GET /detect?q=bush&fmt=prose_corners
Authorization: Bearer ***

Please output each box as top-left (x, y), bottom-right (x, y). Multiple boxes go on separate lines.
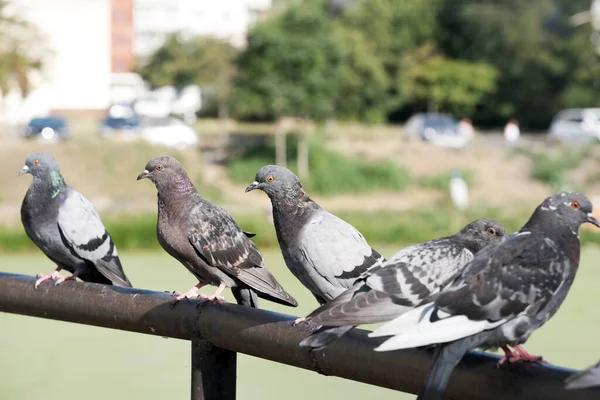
top-left (227, 135), bottom-right (410, 196)
top-left (527, 146), bottom-right (594, 190)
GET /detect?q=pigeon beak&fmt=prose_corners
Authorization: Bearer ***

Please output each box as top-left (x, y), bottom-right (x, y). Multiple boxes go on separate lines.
top-left (586, 213), bottom-right (600, 228)
top-left (137, 170), bottom-right (149, 181)
top-left (245, 181), bottom-right (260, 193)
top-left (18, 165), bottom-right (29, 176)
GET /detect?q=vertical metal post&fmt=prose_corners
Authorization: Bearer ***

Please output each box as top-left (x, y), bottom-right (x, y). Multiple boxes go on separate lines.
top-left (191, 339), bottom-right (237, 400)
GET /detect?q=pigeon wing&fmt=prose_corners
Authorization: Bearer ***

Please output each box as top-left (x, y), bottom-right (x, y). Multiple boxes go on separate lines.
top-left (57, 189), bottom-right (131, 286)
top-left (371, 232), bottom-right (569, 350)
top-left (188, 201), bottom-right (296, 306)
top-left (298, 211), bottom-right (384, 291)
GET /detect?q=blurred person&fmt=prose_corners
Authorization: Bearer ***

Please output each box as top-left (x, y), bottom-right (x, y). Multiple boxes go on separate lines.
top-left (504, 119), bottom-right (520, 147)
top-left (450, 170), bottom-right (469, 210)
top-left (458, 117), bottom-right (475, 139)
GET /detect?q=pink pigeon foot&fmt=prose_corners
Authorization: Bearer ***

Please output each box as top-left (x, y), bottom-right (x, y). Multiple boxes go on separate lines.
top-left (293, 317), bottom-right (310, 326)
top-left (206, 284), bottom-right (226, 302)
top-left (499, 345), bottom-right (546, 365)
top-left (34, 269), bottom-right (62, 289)
top-left (170, 283), bottom-right (207, 306)
top-left (53, 274), bottom-right (78, 286)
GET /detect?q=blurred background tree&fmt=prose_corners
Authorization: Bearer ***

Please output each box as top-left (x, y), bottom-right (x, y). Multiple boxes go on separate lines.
top-left (136, 34), bottom-right (236, 140)
top-left (232, 0), bottom-right (344, 177)
top-left (136, 0), bottom-right (600, 130)
top-left (0, 0), bottom-right (46, 136)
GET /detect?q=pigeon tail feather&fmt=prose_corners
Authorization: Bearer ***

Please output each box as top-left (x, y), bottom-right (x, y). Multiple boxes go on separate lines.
top-left (417, 332), bottom-right (490, 400)
top-left (232, 286), bottom-right (259, 308)
top-left (299, 325), bottom-right (354, 350)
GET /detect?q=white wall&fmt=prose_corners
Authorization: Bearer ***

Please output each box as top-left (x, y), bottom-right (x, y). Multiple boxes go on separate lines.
top-left (3, 0), bottom-right (111, 123)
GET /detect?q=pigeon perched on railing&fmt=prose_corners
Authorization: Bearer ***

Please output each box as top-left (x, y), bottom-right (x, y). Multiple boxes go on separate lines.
top-left (299, 218), bottom-right (504, 349)
top-left (246, 165), bottom-right (384, 323)
top-left (138, 156), bottom-right (297, 308)
top-left (565, 360), bottom-right (600, 390)
top-left (369, 192), bottom-right (600, 400)
top-left (19, 152), bottom-right (132, 288)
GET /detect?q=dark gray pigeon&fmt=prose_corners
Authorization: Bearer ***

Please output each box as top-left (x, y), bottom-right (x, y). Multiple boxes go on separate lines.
top-left (299, 218), bottom-right (505, 349)
top-left (137, 156), bottom-right (297, 308)
top-left (19, 152), bottom-right (132, 288)
top-left (369, 192), bottom-right (600, 400)
top-left (246, 165), bottom-right (384, 322)
top-left (565, 360), bottom-right (600, 390)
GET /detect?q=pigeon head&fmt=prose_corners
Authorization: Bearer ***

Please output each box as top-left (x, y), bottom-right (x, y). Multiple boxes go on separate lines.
top-left (528, 192), bottom-right (600, 231)
top-left (137, 156), bottom-right (195, 194)
top-left (245, 165), bottom-right (303, 198)
top-left (456, 218), bottom-right (505, 253)
top-left (19, 152), bottom-right (64, 183)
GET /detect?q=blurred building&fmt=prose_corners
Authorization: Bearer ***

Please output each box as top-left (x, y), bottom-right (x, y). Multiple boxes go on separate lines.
top-left (1, 0), bottom-right (270, 125)
top-left (133, 0), bottom-right (272, 57)
top-left (3, 0), bottom-right (112, 123)
top-left (112, 0), bottom-right (135, 73)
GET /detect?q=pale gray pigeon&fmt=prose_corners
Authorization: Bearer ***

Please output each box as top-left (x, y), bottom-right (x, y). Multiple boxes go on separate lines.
top-left (19, 152), bottom-right (132, 288)
top-left (369, 192), bottom-right (600, 400)
top-left (565, 360), bottom-right (600, 390)
top-left (300, 218), bottom-right (505, 349)
top-left (246, 165), bottom-right (385, 323)
top-left (137, 156), bottom-right (297, 308)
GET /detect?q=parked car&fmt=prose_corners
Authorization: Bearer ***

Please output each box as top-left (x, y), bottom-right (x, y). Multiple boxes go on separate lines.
top-left (548, 108), bottom-right (600, 144)
top-left (404, 112), bottom-right (459, 142)
top-left (140, 117), bottom-right (199, 149)
top-left (23, 116), bottom-right (69, 142)
top-left (100, 115), bottom-right (140, 137)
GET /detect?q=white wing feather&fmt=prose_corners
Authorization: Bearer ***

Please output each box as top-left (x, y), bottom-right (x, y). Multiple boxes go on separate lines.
top-left (370, 303), bottom-right (505, 351)
top-left (57, 190), bottom-right (112, 261)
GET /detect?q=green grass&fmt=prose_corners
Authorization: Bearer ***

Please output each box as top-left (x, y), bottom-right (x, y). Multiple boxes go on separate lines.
top-left (3, 205), bottom-right (600, 254)
top-left (418, 169), bottom-right (475, 191)
top-left (227, 136), bottom-right (410, 196)
top-left (1, 247), bottom-right (600, 400)
top-left (516, 145), bottom-right (596, 191)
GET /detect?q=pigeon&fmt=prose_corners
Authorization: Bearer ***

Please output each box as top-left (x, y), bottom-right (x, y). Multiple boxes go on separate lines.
top-left (19, 152), bottom-right (132, 288)
top-left (369, 192), bottom-right (600, 400)
top-left (299, 218), bottom-right (505, 349)
top-left (245, 165), bottom-right (384, 322)
top-left (565, 360), bottom-right (600, 390)
top-left (137, 156), bottom-right (297, 308)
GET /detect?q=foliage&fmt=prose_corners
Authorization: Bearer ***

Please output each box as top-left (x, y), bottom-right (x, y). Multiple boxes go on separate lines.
top-left (523, 146), bottom-right (593, 190)
top-left (227, 135), bottom-right (410, 195)
top-left (133, 0), bottom-right (600, 128)
top-left (232, 0), bottom-right (344, 122)
top-left (4, 204), bottom-right (600, 253)
top-left (401, 43), bottom-right (498, 116)
top-left (436, 0), bottom-right (600, 128)
top-left (136, 34), bottom-right (236, 107)
top-left (0, 1), bottom-right (46, 97)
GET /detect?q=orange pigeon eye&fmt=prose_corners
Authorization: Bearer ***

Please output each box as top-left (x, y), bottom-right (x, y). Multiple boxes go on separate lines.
top-left (33, 160), bottom-right (40, 166)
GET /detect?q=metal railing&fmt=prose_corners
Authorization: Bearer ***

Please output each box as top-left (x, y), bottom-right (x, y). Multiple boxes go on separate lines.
top-left (0, 272), bottom-right (595, 400)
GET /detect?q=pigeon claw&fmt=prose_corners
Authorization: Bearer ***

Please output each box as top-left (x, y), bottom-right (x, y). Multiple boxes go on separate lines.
top-left (498, 345), bottom-right (546, 366)
top-left (293, 317), bottom-right (310, 326)
top-left (53, 275), bottom-right (76, 286)
top-left (34, 270), bottom-right (62, 289)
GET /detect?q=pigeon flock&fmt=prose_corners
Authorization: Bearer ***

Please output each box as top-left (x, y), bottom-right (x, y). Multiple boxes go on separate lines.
top-left (16, 152), bottom-right (600, 399)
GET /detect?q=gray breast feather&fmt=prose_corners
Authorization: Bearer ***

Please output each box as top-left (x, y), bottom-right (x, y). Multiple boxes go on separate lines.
top-left (298, 211), bottom-right (375, 282)
top-left (57, 189), bottom-right (115, 261)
